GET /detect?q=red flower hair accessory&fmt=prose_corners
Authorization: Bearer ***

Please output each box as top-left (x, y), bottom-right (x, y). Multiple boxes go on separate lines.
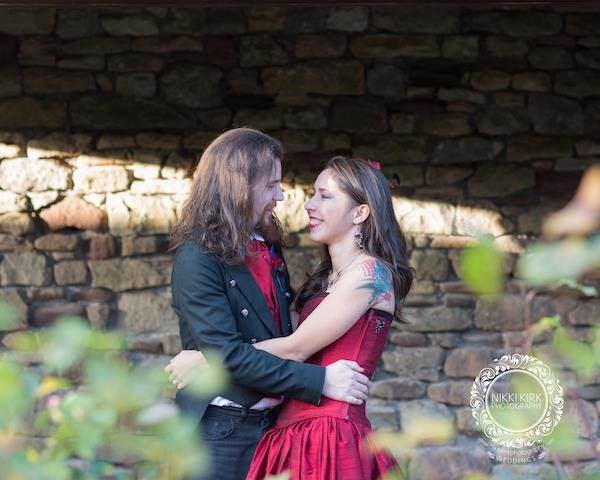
top-left (366, 159), bottom-right (381, 171)
top-left (360, 158), bottom-right (399, 189)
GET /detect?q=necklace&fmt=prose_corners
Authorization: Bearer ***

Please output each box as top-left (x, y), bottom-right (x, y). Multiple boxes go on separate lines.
top-left (325, 251), bottom-right (362, 290)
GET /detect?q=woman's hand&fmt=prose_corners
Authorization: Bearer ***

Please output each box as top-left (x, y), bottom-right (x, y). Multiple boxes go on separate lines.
top-left (165, 350), bottom-right (208, 389)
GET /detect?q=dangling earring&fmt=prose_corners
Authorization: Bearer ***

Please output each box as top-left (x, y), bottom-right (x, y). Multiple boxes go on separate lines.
top-left (354, 229), bottom-right (364, 250)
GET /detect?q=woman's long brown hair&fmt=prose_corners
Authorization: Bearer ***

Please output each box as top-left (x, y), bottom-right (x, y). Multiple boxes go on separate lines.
top-left (170, 128), bottom-right (283, 264)
top-left (295, 156), bottom-right (413, 319)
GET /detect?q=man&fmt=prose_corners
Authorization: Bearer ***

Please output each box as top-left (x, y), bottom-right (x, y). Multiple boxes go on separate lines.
top-left (167, 128), bottom-right (371, 480)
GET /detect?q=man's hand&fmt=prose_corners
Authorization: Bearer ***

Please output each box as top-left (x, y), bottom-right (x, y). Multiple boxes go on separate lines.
top-left (322, 360), bottom-right (372, 405)
top-left (165, 350), bottom-right (208, 389)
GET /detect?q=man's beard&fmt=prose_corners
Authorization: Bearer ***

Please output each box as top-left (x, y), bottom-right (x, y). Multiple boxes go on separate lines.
top-left (256, 212), bottom-right (283, 246)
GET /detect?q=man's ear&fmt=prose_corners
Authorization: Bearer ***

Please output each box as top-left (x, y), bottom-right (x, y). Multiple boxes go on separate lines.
top-left (353, 204), bottom-right (370, 225)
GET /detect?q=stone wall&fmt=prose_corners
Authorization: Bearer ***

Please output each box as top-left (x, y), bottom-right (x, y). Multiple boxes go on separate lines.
top-left (0, 6), bottom-right (598, 479)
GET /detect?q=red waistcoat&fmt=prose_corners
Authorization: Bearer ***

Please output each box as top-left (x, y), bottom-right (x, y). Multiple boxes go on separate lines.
top-left (244, 240), bottom-right (281, 333)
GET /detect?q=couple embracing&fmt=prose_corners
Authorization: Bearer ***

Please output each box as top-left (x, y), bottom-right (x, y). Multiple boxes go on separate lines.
top-left (165, 128), bottom-right (413, 480)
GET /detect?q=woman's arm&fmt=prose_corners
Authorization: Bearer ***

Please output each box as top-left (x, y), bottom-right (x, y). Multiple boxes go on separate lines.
top-left (253, 258), bottom-right (394, 361)
top-left (166, 257), bottom-right (392, 387)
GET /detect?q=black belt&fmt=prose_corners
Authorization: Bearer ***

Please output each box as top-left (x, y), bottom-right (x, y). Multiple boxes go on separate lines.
top-left (205, 404), bottom-right (280, 422)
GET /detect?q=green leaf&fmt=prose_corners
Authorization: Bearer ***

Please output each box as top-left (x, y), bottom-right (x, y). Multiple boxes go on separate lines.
top-left (41, 317), bottom-right (91, 372)
top-left (531, 315), bottom-right (562, 338)
top-left (547, 418), bottom-right (585, 456)
top-left (36, 376), bottom-right (71, 398)
top-left (0, 360), bottom-right (34, 427)
top-left (1, 453), bottom-right (71, 480)
top-left (87, 329), bottom-right (127, 352)
top-left (3, 331), bottom-right (42, 351)
top-left (552, 327), bottom-right (597, 380)
top-left (459, 235), bottom-right (504, 296)
top-left (0, 302), bottom-right (19, 330)
top-left (85, 356), bottom-right (159, 412)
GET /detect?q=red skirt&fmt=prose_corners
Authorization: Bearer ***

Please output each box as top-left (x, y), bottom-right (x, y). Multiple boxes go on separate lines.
top-left (246, 416), bottom-right (399, 480)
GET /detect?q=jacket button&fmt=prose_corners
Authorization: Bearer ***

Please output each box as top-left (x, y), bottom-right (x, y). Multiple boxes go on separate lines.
top-left (251, 337), bottom-right (258, 344)
top-left (285, 291), bottom-right (291, 299)
top-left (241, 308), bottom-right (249, 317)
top-left (229, 279), bottom-right (236, 287)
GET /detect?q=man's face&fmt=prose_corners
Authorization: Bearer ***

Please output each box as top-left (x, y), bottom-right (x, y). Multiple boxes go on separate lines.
top-left (251, 160), bottom-right (284, 229)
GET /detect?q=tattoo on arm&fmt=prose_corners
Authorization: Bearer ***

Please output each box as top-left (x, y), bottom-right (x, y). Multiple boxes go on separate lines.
top-left (358, 260), bottom-right (393, 305)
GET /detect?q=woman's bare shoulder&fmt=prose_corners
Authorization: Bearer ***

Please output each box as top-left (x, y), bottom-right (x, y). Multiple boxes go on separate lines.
top-left (346, 256), bottom-right (394, 312)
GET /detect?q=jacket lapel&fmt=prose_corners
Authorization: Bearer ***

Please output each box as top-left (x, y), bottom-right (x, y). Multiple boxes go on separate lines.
top-left (226, 263), bottom-right (280, 337)
top-left (274, 245), bottom-right (294, 336)
top-left (273, 268), bottom-right (292, 336)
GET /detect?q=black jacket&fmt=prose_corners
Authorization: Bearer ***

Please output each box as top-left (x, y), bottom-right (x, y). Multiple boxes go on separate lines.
top-left (171, 241), bottom-right (325, 426)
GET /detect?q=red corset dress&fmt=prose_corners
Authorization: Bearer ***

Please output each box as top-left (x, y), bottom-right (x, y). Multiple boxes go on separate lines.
top-left (246, 294), bottom-right (399, 480)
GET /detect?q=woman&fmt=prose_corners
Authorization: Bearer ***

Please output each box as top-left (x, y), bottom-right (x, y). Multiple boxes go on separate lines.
top-left (170, 156), bottom-right (413, 479)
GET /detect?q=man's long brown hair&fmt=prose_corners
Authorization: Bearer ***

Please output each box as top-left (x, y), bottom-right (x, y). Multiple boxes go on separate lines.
top-left (295, 156), bottom-right (413, 319)
top-left (170, 128), bottom-right (283, 264)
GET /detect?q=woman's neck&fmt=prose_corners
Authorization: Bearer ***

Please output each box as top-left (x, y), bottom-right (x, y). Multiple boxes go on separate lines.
top-left (328, 236), bottom-right (362, 274)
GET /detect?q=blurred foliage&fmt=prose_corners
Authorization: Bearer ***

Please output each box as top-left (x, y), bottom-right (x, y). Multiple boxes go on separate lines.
top-left (370, 416), bottom-right (453, 479)
top-left (517, 235), bottom-right (600, 287)
top-left (370, 417), bottom-right (455, 454)
top-left (0, 314), bottom-right (228, 479)
top-left (2, 201), bottom-right (599, 479)
top-left (553, 279), bottom-right (598, 299)
top-left (265, 473), bottom-right (291, 480)
top-left (381, 462), bottom-right (412, 480)
top-left (370, 221), bottom-right (600, 478)
top-left (0, 301), bottom-right (19, 331)
top-left (459, 235), bottom-right (505, 297)
top-left (453, 230), bottom-right (600, 480)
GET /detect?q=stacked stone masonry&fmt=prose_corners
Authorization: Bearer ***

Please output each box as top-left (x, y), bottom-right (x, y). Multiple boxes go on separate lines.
top-left (0, 6), bottom-right (598, 479)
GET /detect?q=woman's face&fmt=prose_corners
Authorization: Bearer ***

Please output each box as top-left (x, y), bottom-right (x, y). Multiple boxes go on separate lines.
top-left (305, 168), bottom-right (357, 245)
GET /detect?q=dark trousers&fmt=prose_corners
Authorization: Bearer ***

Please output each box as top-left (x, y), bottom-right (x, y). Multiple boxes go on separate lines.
top-left (189, 405), bottom-right (279, 480)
